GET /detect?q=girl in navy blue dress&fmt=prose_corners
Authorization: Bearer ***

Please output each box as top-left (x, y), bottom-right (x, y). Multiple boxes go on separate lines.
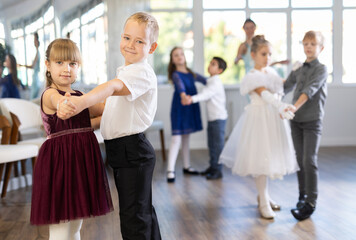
top-left (167, 46), bottom-right (206, 182)
top-left (0, 54), bottom-right (21, 98)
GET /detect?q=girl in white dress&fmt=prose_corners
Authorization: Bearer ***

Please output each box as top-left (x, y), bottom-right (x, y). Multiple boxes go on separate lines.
top-left (220, 35), bottom-right (299, 219)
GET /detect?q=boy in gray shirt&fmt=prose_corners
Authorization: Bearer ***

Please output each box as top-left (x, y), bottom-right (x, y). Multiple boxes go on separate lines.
top-left (284, 31), bottom-right (328, 221)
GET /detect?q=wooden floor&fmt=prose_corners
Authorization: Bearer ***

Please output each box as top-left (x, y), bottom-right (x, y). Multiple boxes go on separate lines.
top-left (1, 147), bottom-right (356, 240)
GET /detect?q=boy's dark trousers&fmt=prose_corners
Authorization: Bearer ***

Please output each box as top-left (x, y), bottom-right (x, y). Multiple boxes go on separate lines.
top-left (207, 119), bottom-right (226, 171)
top-left (105, 133), bottom-right (161, 240)
top-left (290, 119), bottom-right (322, 206)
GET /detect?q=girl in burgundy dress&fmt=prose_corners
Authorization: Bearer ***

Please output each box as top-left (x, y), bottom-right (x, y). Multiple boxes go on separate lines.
top-left (30, 38), bottom-right (113, 240)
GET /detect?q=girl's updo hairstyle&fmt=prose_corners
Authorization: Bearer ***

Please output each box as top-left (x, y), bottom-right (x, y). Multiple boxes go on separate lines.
top-left (251, 35), bottom-right (270, 53)
top-left (45, 38), bottom-right (82, 87)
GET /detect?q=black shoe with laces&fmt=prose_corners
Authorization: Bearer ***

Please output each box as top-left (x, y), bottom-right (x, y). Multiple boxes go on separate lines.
top-left (291, 202), bottom-right (315, 221)
top-left (200, 167), bottom-right (213, 176)
top-left (206, 170), bottom-right (223, 180)
top-left (183, 167), bottom-right (199, 175)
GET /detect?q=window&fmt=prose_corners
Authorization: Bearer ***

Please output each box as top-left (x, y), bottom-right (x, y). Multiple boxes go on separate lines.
top-left (11, 4), bottom-right (55, 91)
top-left (151, 0), bottom-right (193, 9)
top-left (62, 3), bottom-right (107, 85)
top-left (343, 9), bottom-right (356, 83)
top-left (0, 22), bottom-right (5, 45)
top-left (291, 10), bottom-right (333, 82)
top-left (151, 12), bottom-right (193, 83)
top-left (249, 0), bottom-right (288, 8)
top-left (251, 12), bottom-right (288, 78)
top-left (150, 0), bottom-right (341, 85)
top-left (203, 11), bottom-right (246, 83)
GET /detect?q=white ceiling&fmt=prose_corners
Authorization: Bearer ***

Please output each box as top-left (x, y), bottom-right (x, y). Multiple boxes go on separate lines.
top-left (0, 0), bottom-right (25, 9)
top-left (0, 0), bottom-right (88, 22)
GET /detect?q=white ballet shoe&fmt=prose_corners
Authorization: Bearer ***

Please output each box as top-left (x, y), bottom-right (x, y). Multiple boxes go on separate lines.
top-left (258, 197), bottom-right (276, 219)
top-left (257, 195), bottom-right (281, 211)
top-left (259, 203), bottom-right (276, 219)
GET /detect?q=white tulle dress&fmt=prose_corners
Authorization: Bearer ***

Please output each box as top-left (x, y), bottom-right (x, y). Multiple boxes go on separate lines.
top-left (219, 67), bottom-right (299, 179)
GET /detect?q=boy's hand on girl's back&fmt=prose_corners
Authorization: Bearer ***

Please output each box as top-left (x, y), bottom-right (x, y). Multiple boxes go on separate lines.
top-left (57, 92), bottom-right (77, 120)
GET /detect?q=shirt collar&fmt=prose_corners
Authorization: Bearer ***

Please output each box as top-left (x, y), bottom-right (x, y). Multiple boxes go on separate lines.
top-left (303, 58), bottom-right (319, 68)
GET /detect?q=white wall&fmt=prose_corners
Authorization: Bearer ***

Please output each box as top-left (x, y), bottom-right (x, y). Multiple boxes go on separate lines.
top-left (145, 84), bottom-right (356, 150)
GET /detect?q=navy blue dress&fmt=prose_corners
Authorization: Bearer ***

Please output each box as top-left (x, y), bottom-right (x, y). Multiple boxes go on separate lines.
top-left (170, 71), bottom-right (206, 135)
top-left (0, 74), bottom-right (20, 98)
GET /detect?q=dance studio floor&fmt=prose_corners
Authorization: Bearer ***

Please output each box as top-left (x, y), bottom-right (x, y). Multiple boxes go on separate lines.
top-left (1, 147), bottom-right (355, 240)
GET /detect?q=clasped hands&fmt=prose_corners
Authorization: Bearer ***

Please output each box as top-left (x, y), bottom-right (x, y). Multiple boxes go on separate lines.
top-left (279, 104), bottom-right (296, 120)
top-left (56, 92), bottom-right (78, 120)
top-left (181, 94), bottom-right (193, 106)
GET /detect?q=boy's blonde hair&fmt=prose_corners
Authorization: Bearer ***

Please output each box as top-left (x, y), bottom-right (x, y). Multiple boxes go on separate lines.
top-left (303, 31), bottom-right (325, 47)
top-left (45, 38), bottom-right (82, 87)
top-left (125, 12), bottom-right (159, 43)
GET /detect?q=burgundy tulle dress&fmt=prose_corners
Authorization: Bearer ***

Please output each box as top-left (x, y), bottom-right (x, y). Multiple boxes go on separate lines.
top-left (30, 89), bottom-right (113, 225)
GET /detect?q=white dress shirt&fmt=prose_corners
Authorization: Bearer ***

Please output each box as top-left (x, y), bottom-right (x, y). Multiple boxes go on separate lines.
top-left (101, 60), bottom-right (157, 140)
top-left (191, 75), bottom-right (228, 121)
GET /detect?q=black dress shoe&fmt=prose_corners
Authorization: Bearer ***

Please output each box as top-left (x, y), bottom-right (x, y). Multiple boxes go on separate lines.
top-left (291, 202), bottom-right (315, 221)
top-left (200, 167), bottom-right (213, 176)
top-left (183, 167), bottom-right (199, 175)
top-left (206, 171), bottom-right (223, 180)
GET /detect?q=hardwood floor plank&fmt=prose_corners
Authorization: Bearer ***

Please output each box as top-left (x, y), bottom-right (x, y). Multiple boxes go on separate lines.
top-left (1, 147), bottom-right (356, 239)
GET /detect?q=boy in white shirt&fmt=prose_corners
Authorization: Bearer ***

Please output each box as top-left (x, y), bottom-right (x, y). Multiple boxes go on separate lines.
top-left (184, 57), bottom-right (228, 179)
top-left (57, 12), bottom-right (161, 240)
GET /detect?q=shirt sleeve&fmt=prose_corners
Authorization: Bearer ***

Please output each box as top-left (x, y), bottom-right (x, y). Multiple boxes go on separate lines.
top-left (195, 73), bottom-right (207, 85)
top-left (284, 70), bottom-right (297, 94)
top-left (172, 72), bottom-right (186, 94)
top-left (301, 64), bottom-right (328, 99)
top-left (118, 64), bottom-right (155, 101)
top-left (191, 79), bottom-right (215, 103)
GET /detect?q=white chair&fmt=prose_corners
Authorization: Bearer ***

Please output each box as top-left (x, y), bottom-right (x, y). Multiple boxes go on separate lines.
top-left (0, 99), bottom-right (45, 180)
top-left (0, 115), bottom-right (38, 198)
top-left (0, 98), bottom-right (45, 140)
top-left (144, 120), bottom-right (166, 161)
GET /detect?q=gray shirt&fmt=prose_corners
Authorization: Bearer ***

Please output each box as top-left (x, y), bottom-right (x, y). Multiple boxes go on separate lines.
top-left (284, 58), bottom-right (328, 122)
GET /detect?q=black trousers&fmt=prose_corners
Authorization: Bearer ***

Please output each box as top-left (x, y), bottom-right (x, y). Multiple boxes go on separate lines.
top-left (105, 133), bottom-right (161, 240)
top-left (291, 120), bottom-right (322, 206)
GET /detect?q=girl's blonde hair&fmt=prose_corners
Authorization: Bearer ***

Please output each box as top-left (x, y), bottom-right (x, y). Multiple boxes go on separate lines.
top-left (251, 35), bottom-right (270, 53)
top-left (45, 38), bottom-right (82, 87)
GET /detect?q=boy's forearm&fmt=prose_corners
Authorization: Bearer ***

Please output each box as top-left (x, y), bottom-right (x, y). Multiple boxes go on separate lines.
top-left (294, 93), bottom-right (308, 111)
top-left (81, 79), bottom-right (124, 109)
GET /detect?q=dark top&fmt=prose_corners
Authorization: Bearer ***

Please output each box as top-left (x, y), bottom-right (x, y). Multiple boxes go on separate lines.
top-left (284, 58), bottom-right (328, 122)
top-left (0, 74), bottom-right (20, 98)
top-left (170, 71), bottom-right (206, 135)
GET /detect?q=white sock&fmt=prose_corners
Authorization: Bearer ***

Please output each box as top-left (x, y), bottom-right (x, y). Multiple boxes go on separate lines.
top-left (69, 219), bottom-right (83, 240)
top-left (49, 222), bottom-right (70, 240)
top-left (49, 219), bottom-right (83, 240)
top-left (255, 175), bottom-right (270, 207)
top-left (167, 135), bottom-right (181, 172)
top-left (181, 134), bottom-right (191, 169)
